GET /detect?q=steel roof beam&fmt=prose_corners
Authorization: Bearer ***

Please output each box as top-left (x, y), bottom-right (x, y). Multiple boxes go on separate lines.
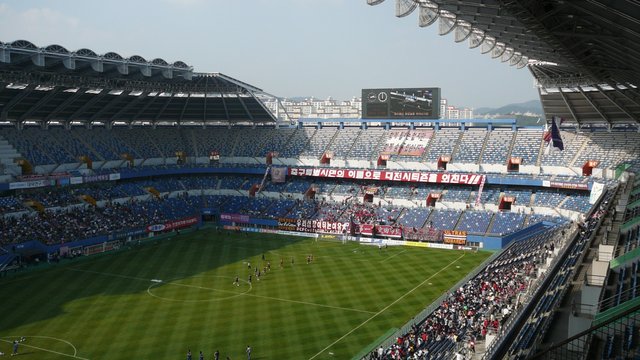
top-left (595, 85), bottom-right (640, 124)
top-left (0, 84), bottom-right (35, 121)
top-left (89, 90), bottom-right (131, 123)
top-left (578, 86), bottom-right (611, 125)
top-left (221, 94), bottom-right (230, 120)
top-left (131, 95), bottom-right (161, 123)
top-left (43, 89), bottom-right (86, 123)
top-left (153, 96), bottom-right (174, 122)
top-left (237, 96), bottom-right (254, 121)
top-left (17, 87), bottom-right (61, 122)
top-left (558, 87), bottom-right (580, 124)
top-left (109, 92), bottom-right (148, 123)
top-left (67, 89), bottom-right (107, 122)
top-left (178, 94), bottom-right (190, 125)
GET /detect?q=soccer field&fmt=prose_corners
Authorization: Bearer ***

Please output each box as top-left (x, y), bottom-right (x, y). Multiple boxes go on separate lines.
top-left (0, 230), bottom-right (490, 359)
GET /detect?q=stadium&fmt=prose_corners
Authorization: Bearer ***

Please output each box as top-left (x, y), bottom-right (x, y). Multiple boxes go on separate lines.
top-left (0, 1), bottom-right (639, 359)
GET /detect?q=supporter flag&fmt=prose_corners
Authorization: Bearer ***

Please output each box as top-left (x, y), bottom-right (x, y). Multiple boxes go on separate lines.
top-left (270, 167), bottom-right (287, 183)
top-left (544, 116), bottom-right (564, 155)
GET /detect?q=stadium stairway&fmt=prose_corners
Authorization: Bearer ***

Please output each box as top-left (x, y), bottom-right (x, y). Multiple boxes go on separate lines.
top-left (535, 138), bottom-right (546, 167)
top-left (505, 131), bottom-right (518, 160)
top-left (486, 213), bottom-right (498, 234)
top-left (530, 302), bottom-right (640, 359)
top-left (476, 131), bottom-right (490, 164)
top-left (0, 135), bottom-right (22, 180)
top-left (189, 130), bottom-right (199, 157)
top-left (72, 132), bottom-right (106, 162)
top-left (539, 184), bottom-right (628, 350)
top-left (450, 131), bottom-right (466, 162)
top-left (569, 137), bottom-right (591, 168)
top-left (338, 129), bottom-right (358, 160)
top-left (323, 129), bottom-right (341, 160)
top-left (556, 196), bottom-right (570, 211)
top-left (368, 130), bottom-right (389, 163)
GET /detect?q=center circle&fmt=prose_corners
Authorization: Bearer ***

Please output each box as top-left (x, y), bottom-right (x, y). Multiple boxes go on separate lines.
top-left (147, 275), bottom-right (252, 303)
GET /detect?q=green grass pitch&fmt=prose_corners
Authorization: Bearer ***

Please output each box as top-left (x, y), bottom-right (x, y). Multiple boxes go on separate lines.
top-left (0, 230), bottom-right (490, 359)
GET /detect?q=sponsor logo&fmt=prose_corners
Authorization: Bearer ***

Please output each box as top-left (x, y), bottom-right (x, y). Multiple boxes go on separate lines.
top-left (147, 224), bottom-right (166, 232)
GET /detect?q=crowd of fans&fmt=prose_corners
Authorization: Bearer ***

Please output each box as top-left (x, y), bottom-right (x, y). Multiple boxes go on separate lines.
top-left (370, 231), bottom-right (557, 359)
top-left (0, 197), bottom-right (199, 246)
top-left (0, 175), bottom-right (574, 247)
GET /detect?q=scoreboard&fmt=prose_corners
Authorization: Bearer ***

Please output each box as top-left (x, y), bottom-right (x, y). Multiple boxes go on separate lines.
top-left (362, 87), bottom-right (441, 119)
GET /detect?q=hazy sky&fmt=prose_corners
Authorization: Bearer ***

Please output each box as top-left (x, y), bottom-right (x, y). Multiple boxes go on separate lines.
top-left (0, 0), bottom-right (539, 109)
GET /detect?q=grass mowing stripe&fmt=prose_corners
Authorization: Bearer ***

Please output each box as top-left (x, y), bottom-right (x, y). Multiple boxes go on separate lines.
top-left (1, 232), bottom-right (489, 359)
top-left (67, 267), bottom-right (152, 281)
top-left (307, 252), bottom-right (466, 360)
top-left (67, 266), bottom-right (376, 314)
top-left (380, 249), bottom-right (406, 263)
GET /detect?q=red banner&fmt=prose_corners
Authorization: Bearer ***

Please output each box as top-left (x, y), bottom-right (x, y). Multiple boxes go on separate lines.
top-left (146, 216), bottom-right (199, 233)
top-left (289, 168), bottom-right (484, 185)
top-left (296, 219), bottom-right (350, 234)
top-left (359, 224), bottom-right (374, 236)
top-left (376, 225), bottom-right (402, 238)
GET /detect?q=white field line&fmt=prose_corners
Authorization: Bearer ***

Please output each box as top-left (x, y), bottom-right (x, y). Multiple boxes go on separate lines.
top-left (67, 267), bottom-right (375, 314)
top-left (0, 338), bottom-right (88, 360)
top-left (308, 253), bottom-right (466, 360)
top-left (381, 249), bottom-right (406, 263)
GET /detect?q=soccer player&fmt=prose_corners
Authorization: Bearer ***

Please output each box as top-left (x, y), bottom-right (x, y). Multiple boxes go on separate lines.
top-left (247, 261), bottom-right (251, 269)
top-left (233, 276), bottom-right (240, 287)
top-left (11, 340), bottom-right (18, 356)
top-left (248, 274), bottom-right (252, 284)
top-left (214, 350), bottom-right (220, 360)
top-left (199, 351), bottom-right (205, 360)
top-left (267, 261), bottom-right (271, 271)
top-left (246, 345), bottom-right (251, 360)
top-left (187, 349), bottom-right (192, 360)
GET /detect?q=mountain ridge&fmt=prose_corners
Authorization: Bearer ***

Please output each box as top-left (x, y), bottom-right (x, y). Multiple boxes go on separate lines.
top-left (475, 99), bottom-right (542, 115)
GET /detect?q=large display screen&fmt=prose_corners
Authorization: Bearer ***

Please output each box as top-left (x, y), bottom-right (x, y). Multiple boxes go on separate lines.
top-left (362, 88), bottom-right (440, 119)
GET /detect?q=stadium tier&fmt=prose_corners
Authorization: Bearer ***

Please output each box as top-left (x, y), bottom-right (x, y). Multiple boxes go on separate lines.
top-left (2, 126), bottom-right (639, 175)
top-left (2, 121), bottom-right (634, 360)
top-left (0, 0), bottom-right (638, 356)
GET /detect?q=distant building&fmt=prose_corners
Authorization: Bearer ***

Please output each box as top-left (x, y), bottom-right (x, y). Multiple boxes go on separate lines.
top-left (264, 97), bottom-right (362, 120)
top-left (440, 98), bottom-right (474, 119)
top-left (264, 95), bottom-right (473, 120)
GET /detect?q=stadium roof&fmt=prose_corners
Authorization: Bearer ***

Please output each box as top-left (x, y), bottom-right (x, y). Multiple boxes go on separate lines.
top-left (369, 0), bottom-right (640, 127)
top-left (0, 40), bottom-right (279, 125)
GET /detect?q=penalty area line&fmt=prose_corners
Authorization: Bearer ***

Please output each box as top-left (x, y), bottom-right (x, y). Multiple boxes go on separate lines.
top-left (307, 252), bottom-right (466, 360)
top-left (0, 338), bottom-right (89, 360)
